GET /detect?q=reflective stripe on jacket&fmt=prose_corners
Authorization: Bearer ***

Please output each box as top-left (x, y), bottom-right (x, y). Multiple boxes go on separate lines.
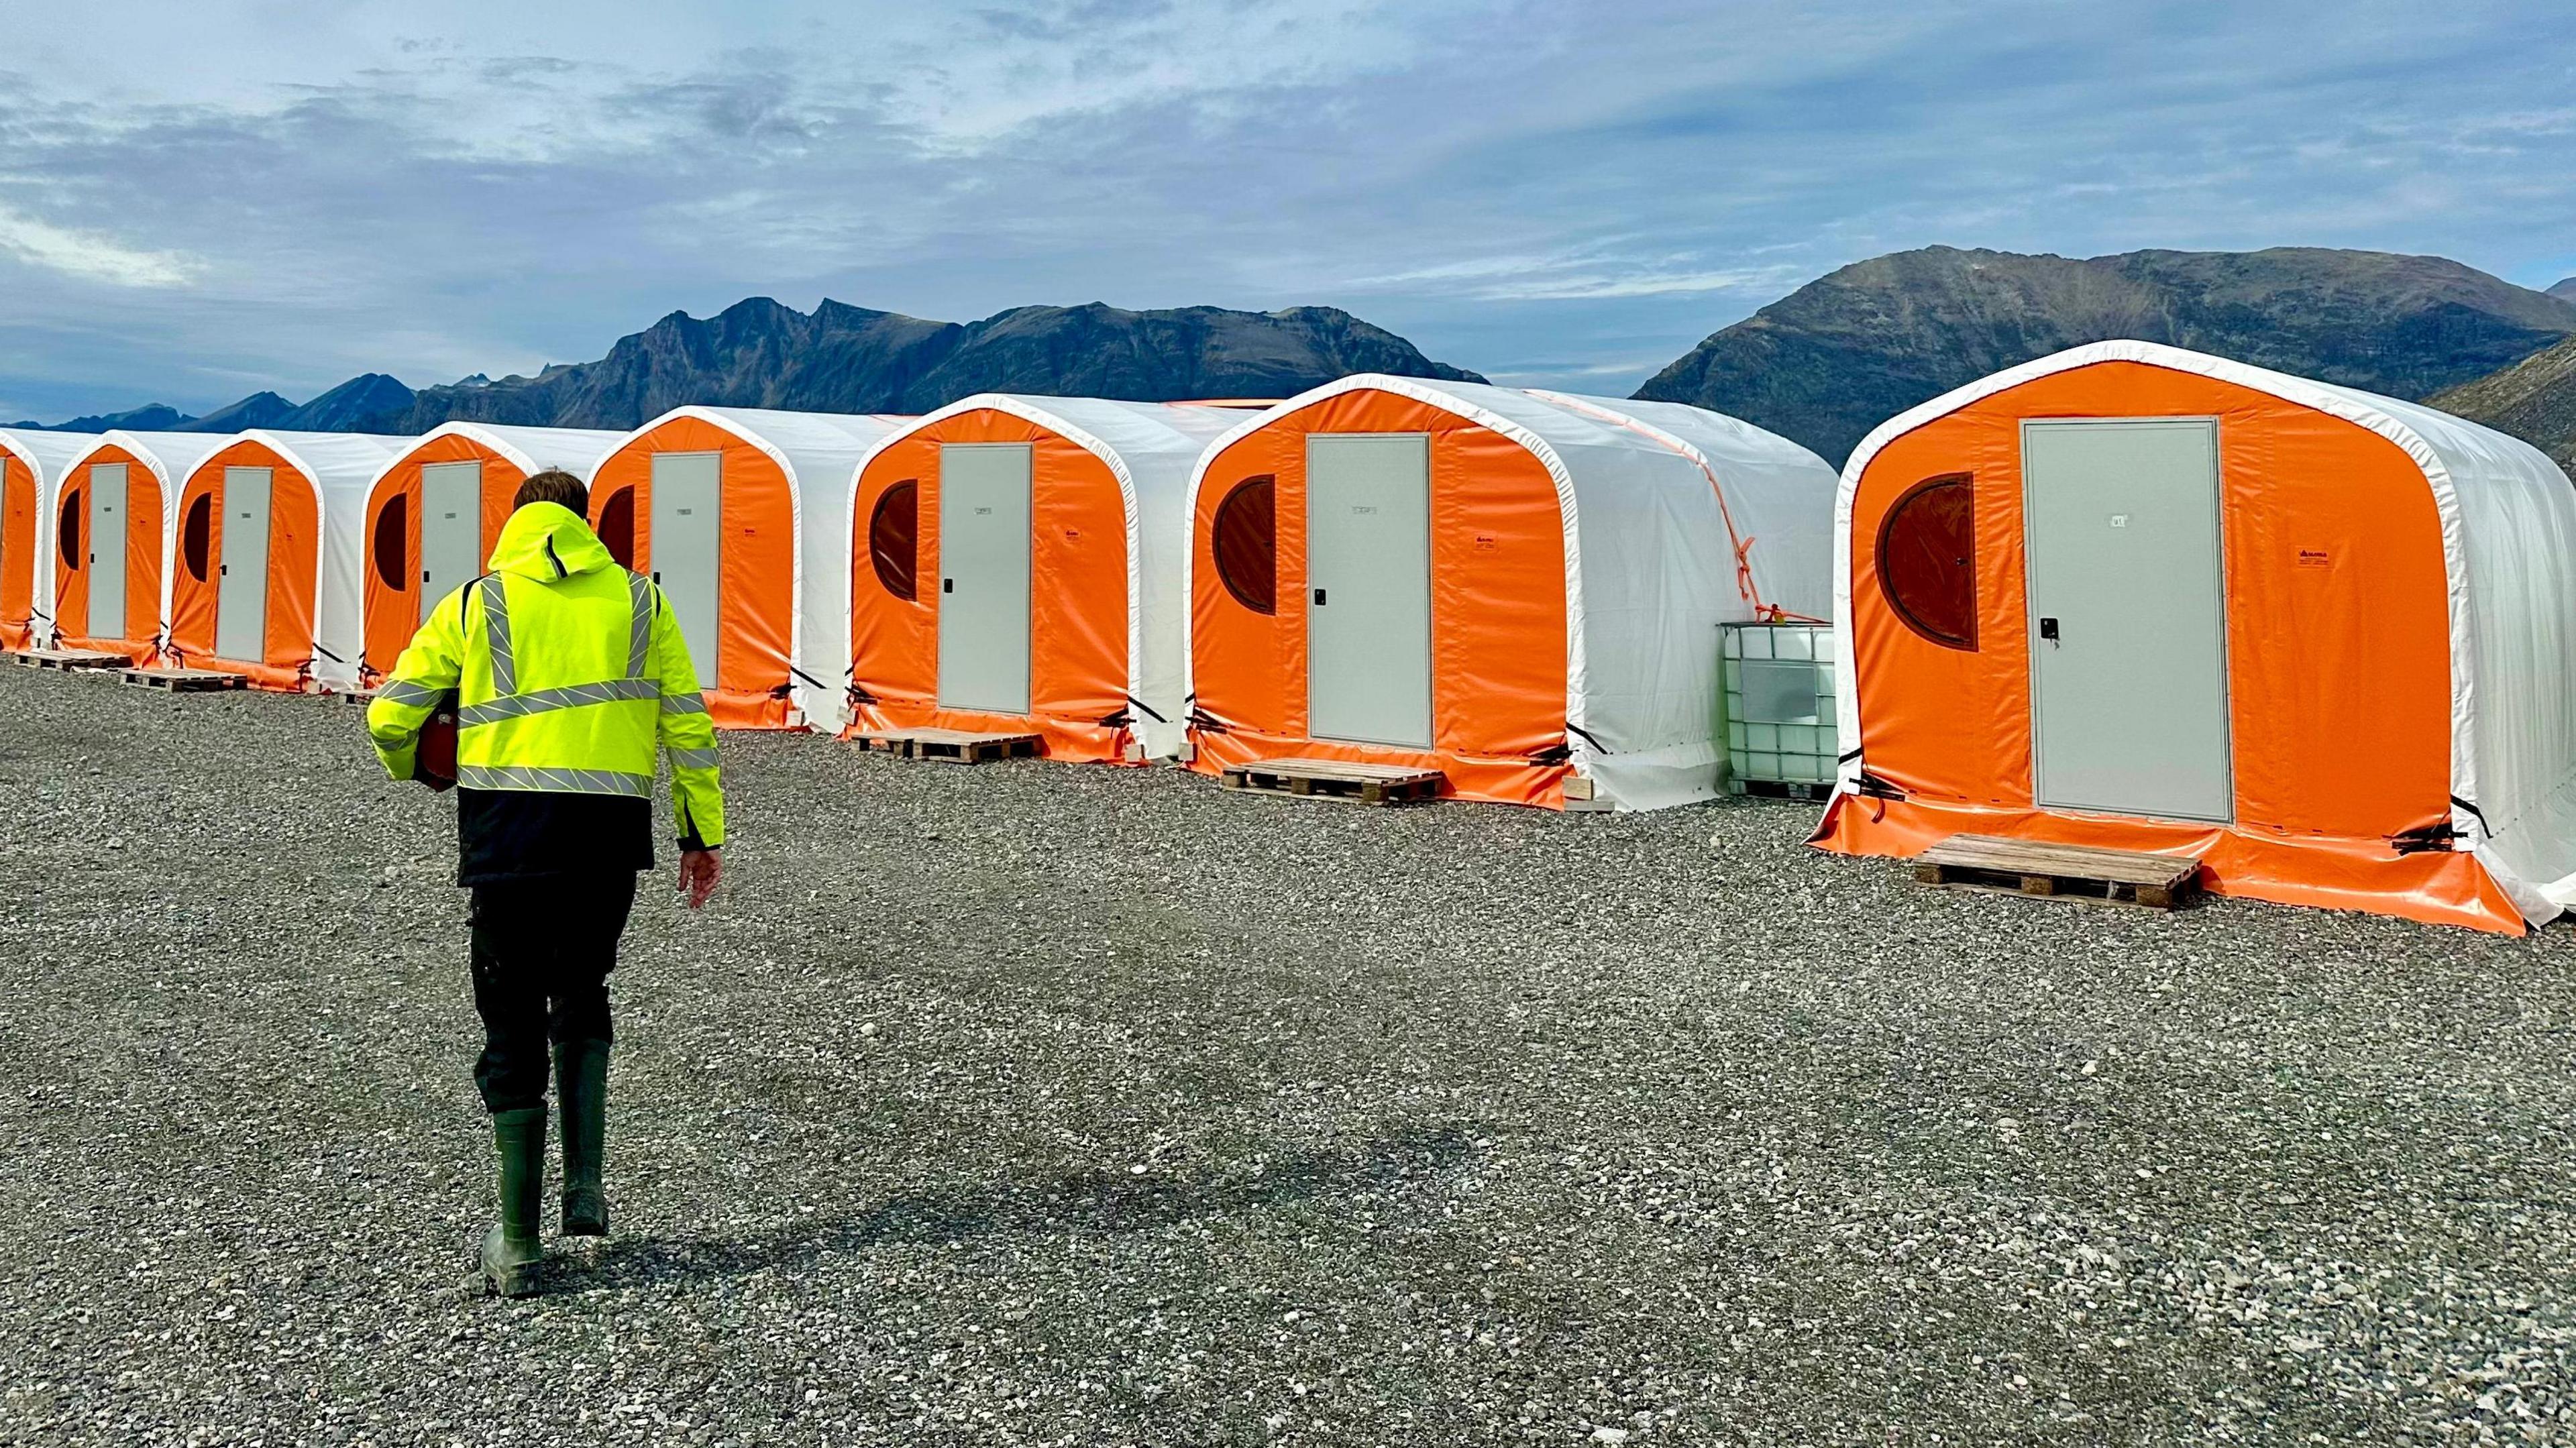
top-left (366, 502), bottom-right (725, 848)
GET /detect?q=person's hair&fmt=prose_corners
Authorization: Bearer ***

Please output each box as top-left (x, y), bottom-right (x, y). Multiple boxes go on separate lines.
top-left (513, 469), bottom-right (590, 516)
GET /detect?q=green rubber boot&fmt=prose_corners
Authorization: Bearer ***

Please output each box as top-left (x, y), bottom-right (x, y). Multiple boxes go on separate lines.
top-left (478, 1106), bottom-right (547, 1297)
top-left (555, 1039), bottom-right (612, 1237)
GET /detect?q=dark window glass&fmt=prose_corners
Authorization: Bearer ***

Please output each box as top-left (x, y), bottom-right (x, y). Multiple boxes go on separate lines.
top-left (869, 481), bottom-right (919, 601)
top-left (184, 493), bottom-right (212, 581)
top-left (372, 494), bottom-right (409, 590)
top-left (1212, 475), bottom-right (1276, 615)
top-left (596, 488), bottom-right (636, 569)
top-left (58, 489), bottom-right (80, 567)
top-left (1877, 474), bottom-right (1976, 649)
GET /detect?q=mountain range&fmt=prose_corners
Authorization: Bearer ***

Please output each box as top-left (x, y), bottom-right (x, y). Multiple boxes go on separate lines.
top-left (1635, 247), bottom-right (2576, 465)
top-left (13, 252), bottom-right (2576, 475)
top-left (10, 300), bottom-right (1481, 436)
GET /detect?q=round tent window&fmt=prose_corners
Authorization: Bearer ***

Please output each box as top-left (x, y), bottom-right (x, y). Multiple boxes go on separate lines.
top-left (372, 494), bottom-right (409, 590)
top-left (183, 493), bottom-right (213, 582)
top-left (596, 488), bottom-right (636, 569)
top-left (869, 481), bottom-right (919, 601)
top-left (58, 489), bottom-right (81, 567)
top-left (1876, 474), bottom-right (1976, 650)
top-left (1212, 475), bottom-right (1277, 616)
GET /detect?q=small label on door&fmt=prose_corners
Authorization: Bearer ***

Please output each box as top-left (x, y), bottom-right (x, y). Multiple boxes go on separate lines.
top-left (2297, 548), bottom-right (2332, 568)
top-left (2108, 514), bottom-right (2129, 528)
top-left (1352, 506), bottom-right (1377, 515)
top-left (975, 507), bottom-right (993, 515)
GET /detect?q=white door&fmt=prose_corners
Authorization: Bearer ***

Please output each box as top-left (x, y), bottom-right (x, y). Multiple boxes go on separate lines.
top-left (936, 443), bottom-right (1033, 714)
top-left (419, 461), bottom-right (483, 619)
top-left (2024, 419), bottom-right (2233, 821)
top-left (649, 452), bottom-right (722, 684)
top-left (1305, 434), bottom-right (1433, 747)
top-left (215, 467), bottom-right (272, 663)
top-left (87, 463), bottom-right (127, 640)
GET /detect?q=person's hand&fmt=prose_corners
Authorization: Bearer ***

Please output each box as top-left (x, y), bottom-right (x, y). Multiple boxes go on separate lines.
top-left (679, 849), bottom-right (722, 910)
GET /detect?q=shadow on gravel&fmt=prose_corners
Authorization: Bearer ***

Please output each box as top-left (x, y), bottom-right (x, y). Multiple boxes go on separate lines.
top-left (563, 1125), bottom-right (1481, 1291)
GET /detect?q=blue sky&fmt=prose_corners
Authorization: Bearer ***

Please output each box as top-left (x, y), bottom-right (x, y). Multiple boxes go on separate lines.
top-left (0, 0), bottom-right (2569, 419)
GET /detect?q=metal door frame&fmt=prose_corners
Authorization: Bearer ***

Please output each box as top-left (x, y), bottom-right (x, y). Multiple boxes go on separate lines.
top-left (1303, 431), bottom-right (1436, 748)
top-left (2019, 415), bottom-right (2235, 822)
top-left (418, 459), bottom-right (484, 622)
top-left (649, 451), bottom-right (724, 685)
top-left (87, 463), bottom-right (128, 640)
top-left (935, 441), bottom-right (1035, 714)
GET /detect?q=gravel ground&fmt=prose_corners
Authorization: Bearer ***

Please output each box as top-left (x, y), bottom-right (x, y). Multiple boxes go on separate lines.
top-left (3, 666), bottom-right (2573, 1447)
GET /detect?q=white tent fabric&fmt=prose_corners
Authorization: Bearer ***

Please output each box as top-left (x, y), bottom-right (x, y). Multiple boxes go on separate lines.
top-left (619, 406), bottom-right (911, 729)
top-left (1829, 339), bottom-right (2576, 926)
top-left (207, 431), bottom-right (407, 689)
top-left (61, 431), bottom-right (237, 646)
top-left (368, 423), bottom-right (627, 488)
top-left (1180, 374), bottom-right (1841, 811)
top-left (3, 429), bottom-right (108, 642)
top-left (845, 394), bottom-right (1246, 757)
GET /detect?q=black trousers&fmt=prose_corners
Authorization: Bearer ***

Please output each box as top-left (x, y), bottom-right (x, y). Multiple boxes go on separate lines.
top-left (468, 874), bottom-right (638, 1115)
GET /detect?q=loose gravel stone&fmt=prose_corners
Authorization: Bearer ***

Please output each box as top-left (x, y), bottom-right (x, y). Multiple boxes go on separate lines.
top-left (2, 665), bottom-right (2573, 1445)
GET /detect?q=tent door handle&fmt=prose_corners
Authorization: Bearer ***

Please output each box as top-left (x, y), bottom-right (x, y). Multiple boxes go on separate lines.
top-left (943, 579), bottom-right (954, 594)
top-left (2039, 616), bottom-right (2059, 645)
top-left (1313, 588), bottom-right (1327, 606)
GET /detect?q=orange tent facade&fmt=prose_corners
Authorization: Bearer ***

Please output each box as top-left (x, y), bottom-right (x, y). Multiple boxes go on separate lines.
top-left (358, 423), bottom-right (623, 681)
top-left (1184, 376), bottom-right (1837, 810)
top-left (168, 431), bottom-right (402, 690)
top-left (1817, 341), bottom-right (2576, 934)
top-left (50, 433), bottom-right (233, 666)
top-left (843, 396), bottom-right (1238, 762)
top-left (1, 430), bottom-right (91, 651)
top-left (589, 407), bottom-right (906, 730)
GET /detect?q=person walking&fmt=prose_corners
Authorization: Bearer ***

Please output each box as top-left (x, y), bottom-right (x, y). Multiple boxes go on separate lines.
top-left (366, 468), bottom-right (724, 1298)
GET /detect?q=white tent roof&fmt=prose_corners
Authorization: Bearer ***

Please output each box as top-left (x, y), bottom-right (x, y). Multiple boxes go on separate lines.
top-left (1830, 338), bottom-right (2576, 924)
top-left (1181, 372), bottom-right (1841, 810)
top-left (609, 406), bottom-right (912, 728)
top-left (368, 423), bottom-right (627, 492)
top-left (846, 394), bottom-right (1245, 755)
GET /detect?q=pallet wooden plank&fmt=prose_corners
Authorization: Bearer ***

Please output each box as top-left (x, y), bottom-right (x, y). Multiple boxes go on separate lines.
top-left (9, 647), bottom-right (128, 671)
top-left (1218, 757), bottom-right (1444, 805)
top-left (1913, 832), bottom-right (2202, 911)
top-left (854, 728), bottom-right (1042, 765)
top-left (118, 667), bottom-right (248, 693)
top-left (1919, 834), bottom-right (2198, 889)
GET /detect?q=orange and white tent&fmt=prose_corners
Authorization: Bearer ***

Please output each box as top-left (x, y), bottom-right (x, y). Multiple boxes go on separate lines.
top-left (589, 406), bottom-right (909, 729)
top-left (843, 395), bottom-right (1244, 761)
top-left (359, 423), bottom-right (623, 681)
top-left (50, 431), bottom-right (234, 665)
top-left (1183, 374), bottom-right (1837, 810)
top-left (1816, 340), bottom-right (2576, 934)
top-left (168, 430), bottom-right (405, 690)
top-left (1, 429), bottom-right (92, 651)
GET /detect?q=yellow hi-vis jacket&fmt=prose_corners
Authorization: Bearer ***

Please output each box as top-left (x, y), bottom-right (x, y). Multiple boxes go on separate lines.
top-left (366, 502), bottom-right (725, 848)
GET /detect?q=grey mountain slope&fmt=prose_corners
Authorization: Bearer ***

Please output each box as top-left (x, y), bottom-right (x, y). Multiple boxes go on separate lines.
top-left (2551, 278), bottom-right (2576, 302)
top-left (2433, 333), bottom-right (2576, 474)
top-left (8, 402), bottom-right (195, 433)
top-left (1635, 246), bottom-right (2576, 464)
top-left (378, 298), bottom-right (1483, 433)
top-left (178, 392), bottom-right (297, 433)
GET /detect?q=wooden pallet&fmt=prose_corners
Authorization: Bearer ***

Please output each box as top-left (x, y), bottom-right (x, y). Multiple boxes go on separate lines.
top-left (1914, 834), bottom-right (2202, 910)
top-left (855, 728), bottom-right (1042, 765)
top-left (338, 687), bottom-right (380, 707)
top-left (1730, 776), bottom-right (1835, 803)
top-left (119, 667), bottom-right (248, 693)
top-left (8, 647), bottom-right (127, 671)
top-left (1219, 757), bottom-right (1445, 805)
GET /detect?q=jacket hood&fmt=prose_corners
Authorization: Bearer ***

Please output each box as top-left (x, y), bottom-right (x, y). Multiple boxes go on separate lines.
top-left (488, 502), bottom-right (619, 581)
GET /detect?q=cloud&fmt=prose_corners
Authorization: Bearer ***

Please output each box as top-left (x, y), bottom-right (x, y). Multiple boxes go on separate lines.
top-left (0, 0), bottom-right (2569, 421)
top-left (0, 206), bottom-right (199, 288)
